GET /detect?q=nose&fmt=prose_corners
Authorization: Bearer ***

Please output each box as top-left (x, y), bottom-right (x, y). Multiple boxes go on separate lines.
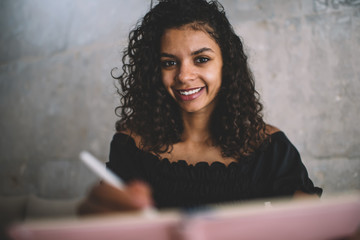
top-left (177, 61), bottom-right (196, 83)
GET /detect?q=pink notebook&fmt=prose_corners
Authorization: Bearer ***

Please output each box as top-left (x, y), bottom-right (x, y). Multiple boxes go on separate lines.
top-left (7, 193), bottom-right (360, 240)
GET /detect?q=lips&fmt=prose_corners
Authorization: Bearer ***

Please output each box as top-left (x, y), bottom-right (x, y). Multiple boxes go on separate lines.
top-left (174, 87), bottom-right (205, 101)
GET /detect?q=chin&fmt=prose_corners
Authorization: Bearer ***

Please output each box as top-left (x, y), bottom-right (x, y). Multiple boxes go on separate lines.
top-left (179, 104), bottom-right (207, 113)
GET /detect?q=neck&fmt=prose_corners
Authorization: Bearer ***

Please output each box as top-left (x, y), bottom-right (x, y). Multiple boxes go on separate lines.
top-left (181, 109), bottom-right (213, 144)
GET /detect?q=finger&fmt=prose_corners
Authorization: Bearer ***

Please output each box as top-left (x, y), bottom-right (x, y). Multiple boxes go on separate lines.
top-left (89, 181), bottom-right (151, 211)
top-left (126, 181), bottom-right (154, 208)
top-left (89, 182), bottom-right (137, 211)
top-left (77, 199), bottom-right (116, 216)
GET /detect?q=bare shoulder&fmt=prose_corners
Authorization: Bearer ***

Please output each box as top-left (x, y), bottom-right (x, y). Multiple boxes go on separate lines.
top-left (265, 124), bottom-right (281, 135)
top-left (117, 129), bottom-right (132, 136)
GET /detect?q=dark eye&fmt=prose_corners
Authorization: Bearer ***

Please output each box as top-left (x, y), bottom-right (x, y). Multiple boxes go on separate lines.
top-left (195, 57), bottom-right (210, 64)
top-left (161, 60), bottom-right (177, 68)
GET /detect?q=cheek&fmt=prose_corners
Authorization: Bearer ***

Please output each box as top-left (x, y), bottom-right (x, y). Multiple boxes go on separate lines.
top-left (161, 72), bottom-right (172, 91)
top-left (206, 69), bottom-right (222, 89)
top-left (215, 66), bottom-right (223, 89)
top-left (161, 71), bottom-right (167, 85)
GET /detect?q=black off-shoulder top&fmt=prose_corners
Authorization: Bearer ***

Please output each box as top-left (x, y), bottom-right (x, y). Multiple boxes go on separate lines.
top-left (107, 132), bottom-right (322, 209)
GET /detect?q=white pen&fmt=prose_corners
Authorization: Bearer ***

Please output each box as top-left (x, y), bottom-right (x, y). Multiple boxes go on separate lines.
top-left (79, 150), bottom-right (157, 216)
top-left (79, 151), bottom-right (125, 189)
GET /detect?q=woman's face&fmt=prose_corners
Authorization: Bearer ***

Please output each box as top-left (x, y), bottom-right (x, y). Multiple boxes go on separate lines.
top-left (160, 26), bottom-right (223, 114)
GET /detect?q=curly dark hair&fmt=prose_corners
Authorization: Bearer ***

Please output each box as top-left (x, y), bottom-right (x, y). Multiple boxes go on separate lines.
top-left (114, 0), bottom-right (267, 160)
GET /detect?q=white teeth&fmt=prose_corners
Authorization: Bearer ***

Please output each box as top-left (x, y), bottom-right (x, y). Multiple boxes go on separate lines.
top-left (179, 87), bottom-right (202, 96)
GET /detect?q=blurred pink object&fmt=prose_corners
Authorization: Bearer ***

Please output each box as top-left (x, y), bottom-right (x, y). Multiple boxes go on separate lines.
top-left (8, 193), bottom-right (360, 240)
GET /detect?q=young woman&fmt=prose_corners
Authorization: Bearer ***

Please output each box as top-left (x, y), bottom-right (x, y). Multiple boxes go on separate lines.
top-left (79, 0), bottom-right (322, 214)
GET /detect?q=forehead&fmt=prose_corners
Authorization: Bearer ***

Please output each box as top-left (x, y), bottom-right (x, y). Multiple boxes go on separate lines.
top-left (160, 26), bottom-right (220, 53)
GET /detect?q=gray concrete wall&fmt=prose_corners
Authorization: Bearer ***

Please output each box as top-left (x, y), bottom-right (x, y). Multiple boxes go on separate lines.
top-left (0, 0), bottom-right (359, 199)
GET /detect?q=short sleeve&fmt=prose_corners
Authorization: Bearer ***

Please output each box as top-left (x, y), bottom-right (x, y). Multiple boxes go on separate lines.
top-left (267, 133), bottom-right (322, 197)
top-left (106, 133), bottom-right (142, 182)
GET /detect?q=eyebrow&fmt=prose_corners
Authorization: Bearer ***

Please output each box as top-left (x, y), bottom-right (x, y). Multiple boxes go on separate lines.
top-left (160, 47), bottom-right (214, 58)
top-left (191, 47), bottom-right (214, 56)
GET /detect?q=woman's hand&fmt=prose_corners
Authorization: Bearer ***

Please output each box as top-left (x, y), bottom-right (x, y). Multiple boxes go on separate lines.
top-left (77, 180), bottom-right (153, 215)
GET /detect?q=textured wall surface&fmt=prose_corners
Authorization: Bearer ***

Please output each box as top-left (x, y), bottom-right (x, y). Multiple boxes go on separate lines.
top-left (0, 0), bottom-right (359, 199)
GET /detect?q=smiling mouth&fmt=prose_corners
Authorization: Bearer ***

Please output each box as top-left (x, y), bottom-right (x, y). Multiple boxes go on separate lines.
top-left (178, 87), bottom-right (204, 96)
top-left (174, 87), bottom-right (205, 101)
